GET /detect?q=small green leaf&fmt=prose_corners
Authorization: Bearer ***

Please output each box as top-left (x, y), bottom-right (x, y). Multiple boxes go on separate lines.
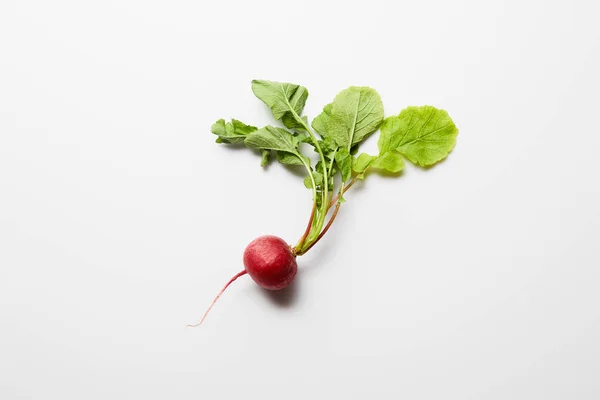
top-left (298, 135), bottom-right (313, 144)
top-left (251, 80), bottom-right (308, 129)
top-left (303, 175), bottom-right (311, 189)
top-left (245, 126), bottom-right (300, 153)
top-left (323, 136), bottom-right (338, 152)
top-left (260, 150), bottom-right (271, 167)
top-left (211, 119), bottom-right (228, 137)
top-left (327, 87), bottom-right (384, 149)
top-left (306, 136), bottom-right (337, 158)
top-left (327, 175), bottom-right (335, 191)
top-left (304, 171), bottom-right (324, 189)
top-left (350, 151), bottom-right (404, 178)
top-left (211, 119), bottom-right (257, 144)
top-left (335, 148), bottom-right (352, 182)
top-left (352, 153), bottom-right (377, 174)
top-left (231, 119), bottom-right (258, 136)
top-left (378, 106), bottom-right (458, 166)
top-left (371, 151), bottom-right (404, 173)
top-left (316, 159), bottom-right (336, 178)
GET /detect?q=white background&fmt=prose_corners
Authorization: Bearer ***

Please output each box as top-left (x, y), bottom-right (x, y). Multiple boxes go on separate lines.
top-left (1, 0), bottom-right (599, 399)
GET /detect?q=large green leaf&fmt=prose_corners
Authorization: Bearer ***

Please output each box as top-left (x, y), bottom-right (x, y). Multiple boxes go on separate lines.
top-left (251, 80), bottom-right (308, 130)
top-left (327, 86), bottom-right (384, 149)
top-left (378, 106), bottom-right (458, 166)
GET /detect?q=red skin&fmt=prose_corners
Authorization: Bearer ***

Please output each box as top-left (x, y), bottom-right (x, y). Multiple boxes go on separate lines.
top-left (243, 235), bottom-right (297, 290)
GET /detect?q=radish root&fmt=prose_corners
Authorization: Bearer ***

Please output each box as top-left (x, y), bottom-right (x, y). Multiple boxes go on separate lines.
top-left (186, 270), bottom-right (247, 328)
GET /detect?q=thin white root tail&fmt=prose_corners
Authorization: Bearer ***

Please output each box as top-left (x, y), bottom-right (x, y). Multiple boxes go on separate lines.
top-left (186, 270), bottom-right (247, 328)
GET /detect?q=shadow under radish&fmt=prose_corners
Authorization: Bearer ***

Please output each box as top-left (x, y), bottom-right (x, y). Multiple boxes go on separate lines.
top-left (259, 277), bottom-right (300, 308)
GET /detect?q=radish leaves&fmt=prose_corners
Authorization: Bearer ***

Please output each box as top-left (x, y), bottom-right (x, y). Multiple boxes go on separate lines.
top-left (210, 80), bottom-right (458, 255)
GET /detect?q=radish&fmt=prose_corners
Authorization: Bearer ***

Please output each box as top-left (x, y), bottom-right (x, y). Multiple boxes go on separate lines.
top-left (188, 80), bottom-right (458, 326)
top-left (243, 235), bottom-right (297, 290)
top-left (186, 236), bottom-right (296, 327)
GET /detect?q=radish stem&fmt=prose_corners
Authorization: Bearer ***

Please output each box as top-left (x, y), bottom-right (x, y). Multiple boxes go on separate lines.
top-left (294, 203), bottom-right (316, 253)
top-left (297, 201), bottom-right (341, 255)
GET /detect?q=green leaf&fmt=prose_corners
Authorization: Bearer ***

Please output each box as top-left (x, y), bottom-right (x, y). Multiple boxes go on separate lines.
top-left (260, 150), bottom-right (271, 167)
top-left (251, 80), bottom-right (308, 129)
top-left (282, 109), bottom-right (308, 131)
top-left (245, 126), bottom-right (313, 170)
top-left (322, 136), bottom-right (337, 153)
top-left (378, 106), bottom-right (458, 166)
top-left (245, 126), bottom-right (300, 153)
top-left (276, 151), bottom-right (310, 167)
top-left (211, 119), bottom-right (257, 144)
top-left (312, 103), bottom-right (333, 136)
top-left (371, 151), bottom-right (404, 173)
top-left (335, 148), bottom-right (352, 182)
top-left (350, 151), bottom-right (404, 178)
top-left (305, 136), bottom-right (337, 158)
top-left (298, 135), bottom-right (313, 144)
top-left (231, 119), bottom-right (257, 136)
top-left (327, 87), bottom-right (384, 149)
top-left (353, 153), bottom-right (377, 173)
top-left (211, 119), bottom-right (229, 139)
top-left (303, 175), bottom-right (311, 188)
top-left (315, 160), bottom-right (336, 182)
top-left (304, 171), bottom-right (324, 189)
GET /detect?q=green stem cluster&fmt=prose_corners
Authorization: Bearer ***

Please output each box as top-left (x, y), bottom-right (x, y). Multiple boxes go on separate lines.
top-left (289, 110), bottom-right (331, 255)
top-left (292, 120), bottom-right (355, 256)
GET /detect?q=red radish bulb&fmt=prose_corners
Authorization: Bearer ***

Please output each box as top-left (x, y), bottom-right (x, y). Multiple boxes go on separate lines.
top-left (187, 235), bottom-right (296, 327)
top-left (243, 235), bottom-right (297, 290)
